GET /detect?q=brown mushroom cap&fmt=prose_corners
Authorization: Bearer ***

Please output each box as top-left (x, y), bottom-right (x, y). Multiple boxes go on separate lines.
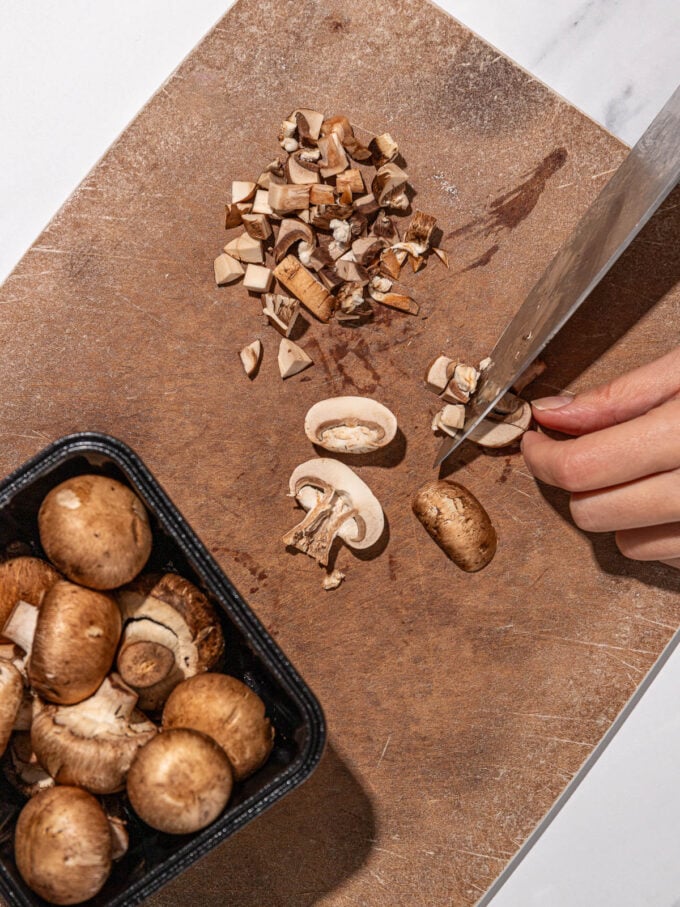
top-left (29, 581), bottom-right (122, 705)
top-left (126, 728), bottom-right (233, 834)
top-left (14, 786), bottom-right (113, 905)
top-left (0, 659), bottom-right (23, 757)
top-left (38, 475), bottom-right (152, 590)
top-left (0, 557), bottom-right (61, 629)
top-left (162, 673), bottom-right (274, 781)
top-left (412, 480), bottom-right (497, 572)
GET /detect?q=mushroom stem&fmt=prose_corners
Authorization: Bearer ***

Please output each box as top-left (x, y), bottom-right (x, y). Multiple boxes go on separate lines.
top-left (282, 488), bottom-right (358, 566)
top-left (2, 600), bottom-right (38, 657)
top-left (117, 622), bottom-right (175, 689)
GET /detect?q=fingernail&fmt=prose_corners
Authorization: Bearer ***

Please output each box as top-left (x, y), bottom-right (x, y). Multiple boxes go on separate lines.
top-left (532, 394), bottom-right (574, 411)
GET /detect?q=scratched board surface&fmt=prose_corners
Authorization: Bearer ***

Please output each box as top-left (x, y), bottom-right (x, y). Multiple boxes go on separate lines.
top-left (1, 1), bottom-right (679, 904)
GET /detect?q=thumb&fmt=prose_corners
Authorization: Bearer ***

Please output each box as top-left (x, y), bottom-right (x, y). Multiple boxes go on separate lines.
top-left (530, 346), bottom-right (680, 436)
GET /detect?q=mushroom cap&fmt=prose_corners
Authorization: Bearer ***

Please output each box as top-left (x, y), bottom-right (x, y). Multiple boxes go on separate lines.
top-left (162, 673), bottom-right (274, 782)
top-left (3, 732), bottom-right (55, 798)
top-left (31, 675), bottom-right (157, 794)
top-left (0, 659), bottom-right (23, 757)
top-left (304, 396), bottom-right (397, 455)
top-left (38, 475), bottom-right (152, 590)
top-left (116, 573), bottom-right (225, 711)
top-left (412, 480), bottom-right (497, 572)
top-left (0, 557), bottom-right (61, 629)
top-left (14, 786), bottom-right (113, 905)
top-left (289, 458), bottom-right (384, 550)
top-left (29, 580), bottom-right (122, 705)
top-left (126, 728), bottom-right (233, 834)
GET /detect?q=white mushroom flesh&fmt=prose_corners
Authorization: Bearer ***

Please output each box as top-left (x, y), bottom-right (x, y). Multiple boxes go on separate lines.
top-left (304, 396), bottom-right (397, 454)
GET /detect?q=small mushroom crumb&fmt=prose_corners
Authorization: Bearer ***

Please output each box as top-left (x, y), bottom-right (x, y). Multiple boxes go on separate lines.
top-left (239, 340), bottom-right (262, 378)
top-left (323, 569), bottom-right (345, 591)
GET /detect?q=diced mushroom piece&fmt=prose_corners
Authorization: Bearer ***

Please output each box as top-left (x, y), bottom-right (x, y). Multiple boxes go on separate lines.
top-left (317, 133), bottom-right (349, 178)
top-left (353, 193), bottom-right (381, 222)
top-left (274, 255), bottom-right (335, 322)
top-left (492, 391), bottom-right (523, 416)
top-left (320, 116), bottom-right (372, 161)
top-left (513, 358), bottom-right (547, 394)
top-left (304, 397), bottom-right (397, 454)
top-left (281, 137), bottom-right (299, 153)
top-left (231, 181), bottom-right (256, 205)
top-left (291, 108), bottom-right (324, 141)
top-left (454, 364), bottom-right (480, 397)
top-left (306, 246), bottom-right (334, 272)
top-left (162, 673), bottom-right (274, 781)
top-left (268, 183), bottom-right (312, 214)
top-left (372, 164), bottom-right (410, 211)
top-left (310, 203), bottom-right (353, 230)
top-left (224, 204), bottom-right (244, 229)
top-left (31, 675), bottom-right (157, 794)
top-left (335, 257), bottom-right (369, 284)
top-left (243, 264), bottom-right (274, 293)
top-left (328, 218), bottom-right (353, 258)
top-left (432, 247), bottom-right (450, 268)
top-left (241, 213), bottom-right (272, 241)
top-left (252, 189), bottom-right (274, 216)
top-left (0, 660), bottom-right (23, 757)
top-left (336, 169), bottom-right (364, 199)
top-left (379, 247), bottom-right (403, 280)
top-left (368, 132), bottom-right (399, 167)
top-left (299, 148), bottom-right (322, 163)
top-left (352, 236), bottom-right (385, 268)
top-left (262, 293), bottom-right (300, 337)
top-left (371, 210), bottom-right (399, 241)
top-left (337, 282), bottom-right (366, 313)
top-left (370, 290), bottom-right (419, 315)
top-left (405, 211), bottom-right (437, 247)
top-left (318, 267), bottom-right (346, 293)
top-left (322, 569), bottom-right (345, 591)
top-left (468, 402), bottom-right (532, 448)
top-left (298, 241), bottom-right (314, 265)
top-left (224, 233), bottom-right (264, 264)
top-left (278, 338), bottom-right (313, 379)
top-left (274, 219), bottom-right (315, 264)
top-left (283, 459), bottom-right (384, 567)
top-left (310, 184), bottom-right (335, 206)
top-left (239, 340), bottom-right (262, 378)
top-left (478, 356), bottom-right (492, 372)
top-left (214, 252), bottom-right (244, 286)
top-left (279, 119), bottom-right (297, 140)
top-left (286, 151), bottom-right (321, 185)
top-left (116, 573), bottom-right (225, 712)
top-left (370, 275), bottom-right (392, 295)
top-left (424, 356), bottom-right (456, 393)
top-left (432, 404), bottom-right (466, 437)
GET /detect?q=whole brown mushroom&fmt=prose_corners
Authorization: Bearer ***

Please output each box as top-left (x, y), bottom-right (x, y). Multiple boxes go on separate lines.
top-left (14, 786), bottom-right (114, 905)
top-left (162, 673), bottom-right (274, 781)
top-left (38, 475), bottom-right (152, 590)
top-left (126, 728), bottom-right (233, 834)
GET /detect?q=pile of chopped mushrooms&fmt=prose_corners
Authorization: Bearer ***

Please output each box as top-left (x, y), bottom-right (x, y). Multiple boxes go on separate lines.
top-left (0, 475), bottom-right (273, 905)
top-left (213, 109), bottom-right (447, 379)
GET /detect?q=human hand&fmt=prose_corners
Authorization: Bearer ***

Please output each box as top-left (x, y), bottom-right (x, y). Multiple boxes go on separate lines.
top-left (520, 347), bottom-right (680, 570)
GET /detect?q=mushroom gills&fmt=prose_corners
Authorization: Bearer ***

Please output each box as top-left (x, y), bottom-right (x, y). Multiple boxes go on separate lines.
top-left (283, 484), bottom-right (361, 566)
top-left (304, 396), bottom-right (398, 454)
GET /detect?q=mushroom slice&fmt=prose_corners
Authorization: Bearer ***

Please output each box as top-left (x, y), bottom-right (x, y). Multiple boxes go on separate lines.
top-left (278, 338), bottom-right (313, 379)
top-left (116, 573), bottom-right (225, 712)
top-left (31, 674), bottom-right (157, 795)
top-left (317, 133), bottom-right (349, 178)
top-left (513, 358), bottom-right (547, 394)
top-left (214, 252), bottom-right (244, 286)
top-left (370, 290), bottom-right (419, 315)
top-left (127, 728), bottom-right (232, 834)
top-left (274, 255), bottom-right (335, 322)
top-left (368, 132), bottom-right (399, 167)
top-left (424, 355), bottom-right (455, 394)
top-left (405, 211), bottom-right (437, 247)
top-left (239, 340), bottom-right (262, 378)
top-left (274, 218), bottom-right (315, 264)
top-left (468, 401), bottom-right (532, 448)
top-left (163, 673), bottom-right (274, 781)
top-left (283, 458), bottom-right (384, 566)
top-left (0, 660), bottom-right (23, 757)
top-left (15, 787), bottom-right (114, 904)
top-left (262, 293), bottom-right (300, 337)
top-left (305, 396), bottom-right (397, 454)
top-left (372, 163), bottom-right (410, 210)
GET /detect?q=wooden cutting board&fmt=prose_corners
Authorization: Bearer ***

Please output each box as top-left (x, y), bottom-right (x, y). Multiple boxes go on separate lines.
top-left (1, 1), bottom-right (679, 904)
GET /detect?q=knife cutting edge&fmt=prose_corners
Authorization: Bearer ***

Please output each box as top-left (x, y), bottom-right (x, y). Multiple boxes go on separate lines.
top-left (434, 83), bottom-right (680, 468)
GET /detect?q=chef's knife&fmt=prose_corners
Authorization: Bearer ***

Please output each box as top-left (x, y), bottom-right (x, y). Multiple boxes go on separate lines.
top-left (435, 84), bottom-right (680, 468)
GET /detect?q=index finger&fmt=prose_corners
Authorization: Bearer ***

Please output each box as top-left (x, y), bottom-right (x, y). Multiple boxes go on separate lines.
top-left (521, 398), bottom-right (680, 492)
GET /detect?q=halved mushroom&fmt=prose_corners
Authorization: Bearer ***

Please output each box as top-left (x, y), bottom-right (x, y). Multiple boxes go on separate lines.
top-left (163, 673), bottom-right (274, 781)
top-left (372, 163), bottom-right (410, 210)
top-left (304, 397), bottom-right (398, 454)
top-left (0, 660), bottom-right (23, 757)
top-left (115, 573), bottom-right (225, 712)
top-left (15, 786), bottom-right (114, 905)
top-left (262, 293), bottom-right (300, 337)
top-left (274, 219), bottom-right (315, 264)
top-left (126, 728), bottom-right (233, 834)
top-left (4, 581), bottom-right (122, 705)
top-left (283, 458), bottom-right (384, 566)
top-left (31, 674), bottom-right (157, 794)
top-left (0, 557), bottom-right (61, 630)
top-left (468, 401), bottom-right (532, 448)
top-left (278, 338), bottom-right (313, 378)
top-left (38, 475), bottom-right (152, 590)
top-left (274, 255), bottom-right (335, 322)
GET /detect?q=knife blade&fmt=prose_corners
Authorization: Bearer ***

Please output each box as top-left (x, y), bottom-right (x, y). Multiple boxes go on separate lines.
top-left (434, 83), bottom-right (680, 468)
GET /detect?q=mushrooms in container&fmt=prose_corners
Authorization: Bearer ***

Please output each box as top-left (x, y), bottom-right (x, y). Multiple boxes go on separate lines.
top-left (14, 786), bottom-right (116, 905)
top-left (304, 396), bottom-right (398, 454)
top-left (162, 673), bottom-right (274, 781)
top-left (126, 728), bottom-right (233, 834)
top-left (283, 458), bottom-right (384, 567)
top-left (115, 573), bottom-right (225, 712)
top-left (0, 659), bottom-right (23, 757)
top-left (38, 474), bottom-right (152, 590)
top-left (0, 556), bottom-right (61, 629)
top-left (31, 673), bottom-right (157, 794)
top-left (412, 480), bottom-right (497, 572)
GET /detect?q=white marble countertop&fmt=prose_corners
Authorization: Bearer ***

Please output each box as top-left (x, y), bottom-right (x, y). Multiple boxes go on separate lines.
top-left (0, 3), bottom-right (679, 906)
